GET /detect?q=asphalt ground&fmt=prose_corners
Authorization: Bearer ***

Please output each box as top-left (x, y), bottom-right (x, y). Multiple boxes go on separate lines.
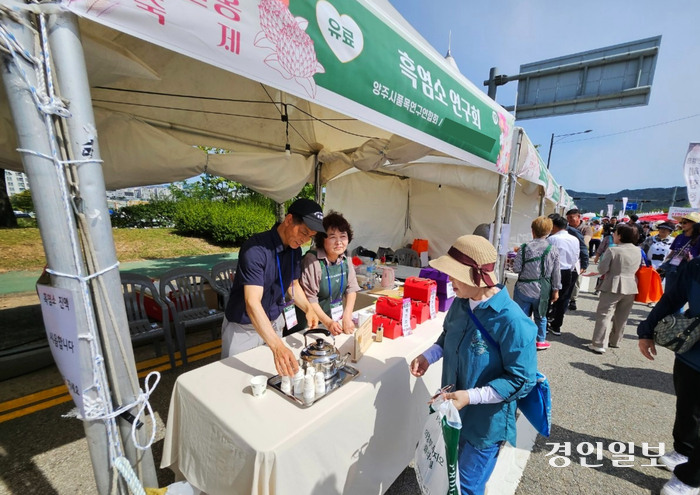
top-left (0, 279), bottom-right (679, 494)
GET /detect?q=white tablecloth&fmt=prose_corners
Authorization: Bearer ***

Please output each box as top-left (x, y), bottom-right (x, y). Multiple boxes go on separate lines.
top-left (161, 315), bottom-right (445, 495)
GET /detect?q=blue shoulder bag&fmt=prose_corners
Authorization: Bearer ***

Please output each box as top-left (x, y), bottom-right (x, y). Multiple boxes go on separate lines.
top-left (467, 308), bottom-right (552, 437)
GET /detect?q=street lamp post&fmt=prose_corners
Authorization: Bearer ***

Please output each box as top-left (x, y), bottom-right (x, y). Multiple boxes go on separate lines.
top-left (545, 129), bottom-right (593, 170)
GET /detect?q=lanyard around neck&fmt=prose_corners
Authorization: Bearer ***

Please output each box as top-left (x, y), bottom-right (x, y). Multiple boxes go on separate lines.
top-left (276, 250), bottom-right (294, 302)
top-left (324, 258), bottom-right (344, 300)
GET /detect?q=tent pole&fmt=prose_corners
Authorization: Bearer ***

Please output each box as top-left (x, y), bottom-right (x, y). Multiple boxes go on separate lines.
top-left (0, 11), bottom-right (116, 494)
top-left (314, 156), bottom-right (322, 206)
top-left (46, 11), bottom-right (157, 488)
top-left (497, 128), bottom-right (523, 282)
top-left (538, 188), bottom-right (546, 216)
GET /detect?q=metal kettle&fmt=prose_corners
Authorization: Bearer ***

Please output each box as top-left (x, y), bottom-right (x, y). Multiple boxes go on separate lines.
top-left (300, 329), bottom-right (349, 380)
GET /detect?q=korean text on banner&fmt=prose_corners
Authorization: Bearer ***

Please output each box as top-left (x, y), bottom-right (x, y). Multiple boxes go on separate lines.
top-left (63, 0), bottom-right (514, 173)
top-left (37, 285), bottom-right (84, 414)
top-left (683, 143), bottom-right (700, 208)
top-left (668, 207), bottom-right (700, 221)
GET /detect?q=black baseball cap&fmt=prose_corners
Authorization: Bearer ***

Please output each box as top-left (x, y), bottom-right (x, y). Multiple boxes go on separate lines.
top-left (657, 222), bottom-right (674, 231)
top-left (566, 208), bottom-right (581, 216)
top-left (288, 198), bottom-right (326, 234)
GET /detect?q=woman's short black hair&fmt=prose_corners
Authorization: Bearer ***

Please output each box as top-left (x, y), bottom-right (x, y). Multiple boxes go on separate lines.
top-left (314, 211), bottom-right (354, 248)
top-left (615, 223), bottom-right (639, 244)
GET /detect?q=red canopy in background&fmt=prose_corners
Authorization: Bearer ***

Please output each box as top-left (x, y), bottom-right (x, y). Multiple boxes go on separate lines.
top-left (638, 213), bottom-right (677, 223)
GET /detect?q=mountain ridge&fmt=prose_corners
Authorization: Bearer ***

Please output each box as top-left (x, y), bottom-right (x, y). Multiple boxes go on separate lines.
top-left (566, 185), bottom-right (689, 214)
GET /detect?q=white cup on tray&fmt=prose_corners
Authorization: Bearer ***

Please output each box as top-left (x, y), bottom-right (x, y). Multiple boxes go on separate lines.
top-left (250, 375), bottom-right (268, 397)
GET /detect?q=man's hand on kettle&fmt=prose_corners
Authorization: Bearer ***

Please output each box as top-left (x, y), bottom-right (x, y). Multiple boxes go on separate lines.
top-left (271, 342), bottom-right (298, 376)
top-left (410, 354), bottom-right (429, 377)
top-left (305, 310), bottom-right (319, 329)
top-left (326, 320), bottom-right (343, 336)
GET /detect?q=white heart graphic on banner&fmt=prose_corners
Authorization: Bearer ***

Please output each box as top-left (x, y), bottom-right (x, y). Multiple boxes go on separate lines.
top-left (316, 1), bottom-right (364, 63)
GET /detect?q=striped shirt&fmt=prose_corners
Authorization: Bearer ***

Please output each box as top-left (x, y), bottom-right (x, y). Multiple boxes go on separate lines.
top-left (513, 238), bottom-right (562, 300)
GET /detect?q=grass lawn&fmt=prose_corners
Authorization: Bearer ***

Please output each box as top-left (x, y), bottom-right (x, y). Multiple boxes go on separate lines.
top-left (0, 227), bottom-right (238, 272)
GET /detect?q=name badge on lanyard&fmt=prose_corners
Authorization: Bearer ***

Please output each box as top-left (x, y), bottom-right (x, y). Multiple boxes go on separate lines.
top-left (671, 244), bottom-right (689, 266)
top-left (278, 253), bottom-right (298, 330)
top-left (327, 260), bottom-right (345, 322)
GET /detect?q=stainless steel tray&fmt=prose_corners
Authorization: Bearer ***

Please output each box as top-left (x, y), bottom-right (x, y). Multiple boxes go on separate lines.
top-left (267, 365), bottom-right (360, 408)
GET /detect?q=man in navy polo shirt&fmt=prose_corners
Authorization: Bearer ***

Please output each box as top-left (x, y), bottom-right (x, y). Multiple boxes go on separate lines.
top-left (222, 199), bottom-right (324, 376)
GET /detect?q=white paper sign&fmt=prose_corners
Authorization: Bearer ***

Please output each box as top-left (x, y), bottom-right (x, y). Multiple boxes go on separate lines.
top-left (499, 224), bottom-right (511, 255)
top-left (683, 143), bottom-right (700, 208)
top-left (668, 207), bottom-right (700, 221)
top-left (401, 298), bottom-right (412, 336)
top-left (37, 285), bottom-right (83, 414)
top-left (429, 287), bottom-right (437, 319)
top-left (419, 252), bottom-right (429, 267)
top-left (445, 281), bottom-right (456, 299)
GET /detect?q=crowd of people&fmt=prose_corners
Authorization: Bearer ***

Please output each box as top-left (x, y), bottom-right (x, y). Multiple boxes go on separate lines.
top-left (219, 198), bottom-right (699, 495)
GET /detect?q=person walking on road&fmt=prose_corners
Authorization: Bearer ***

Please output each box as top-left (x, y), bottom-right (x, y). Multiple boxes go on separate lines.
top-left (547, 215), bottom-right (581, 336)
top-left (590, 219), bottom-right (603, 257)
top-left (642, 222), bottom-right (675, 270)
top-left (661, 213), bottom-right (700, 294)
top-left (587, 223), bottom-right (641, 353)
top-left (638, 258), bottom-right (700, 495)
top-left (564, 209), bottom-right (590, 311)
top-left (512, 216), bottom-right (561, 350)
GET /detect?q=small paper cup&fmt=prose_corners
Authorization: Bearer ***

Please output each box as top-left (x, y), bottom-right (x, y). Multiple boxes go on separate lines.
top-left (250, 375), bottom-right (267, 397)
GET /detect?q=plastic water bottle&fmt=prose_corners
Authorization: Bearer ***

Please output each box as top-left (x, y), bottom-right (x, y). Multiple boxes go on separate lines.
top-left (366, 264), bottom-right (374, 290)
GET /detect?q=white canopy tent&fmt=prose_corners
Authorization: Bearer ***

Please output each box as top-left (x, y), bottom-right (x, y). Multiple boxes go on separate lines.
top-left (1, 0), bottom-right (516, 202)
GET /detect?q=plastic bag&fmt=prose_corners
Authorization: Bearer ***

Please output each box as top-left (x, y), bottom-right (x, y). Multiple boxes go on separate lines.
top-left (415, 397), bottom-right (462, 495)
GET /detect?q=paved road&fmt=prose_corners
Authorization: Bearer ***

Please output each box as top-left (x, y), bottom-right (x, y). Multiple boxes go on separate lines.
top-left (0, 287), bottom-right (677, 494)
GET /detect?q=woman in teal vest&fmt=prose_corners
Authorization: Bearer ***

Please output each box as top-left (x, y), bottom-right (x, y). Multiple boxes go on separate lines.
top-left (300, 211), bottom-right (361, 335)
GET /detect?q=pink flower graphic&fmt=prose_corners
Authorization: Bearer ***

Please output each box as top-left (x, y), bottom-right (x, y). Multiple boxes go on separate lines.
top-left (258, 0), bottom-right (296, 44)
top-left (495, 113), bottom-right (511, 174)
top-left (255, 0), bottom-right (325, 98)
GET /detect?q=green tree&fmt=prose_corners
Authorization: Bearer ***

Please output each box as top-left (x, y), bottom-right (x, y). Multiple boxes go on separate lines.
top-left (10, 189), bottom-right (34, 212)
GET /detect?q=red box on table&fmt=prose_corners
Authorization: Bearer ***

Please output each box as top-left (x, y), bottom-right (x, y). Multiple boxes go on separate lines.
top-left (411, 299), bottom-right (439, 324)
top-left (404, 277), bottom-right (437, 303)
top-left (372, 314), bottom-right (417, 339)
top-left (375, 296), bottom-right (405, 321)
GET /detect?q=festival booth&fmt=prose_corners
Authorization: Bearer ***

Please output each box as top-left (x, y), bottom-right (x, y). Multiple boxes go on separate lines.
top-left (0, 1), bottom-right (574, 494)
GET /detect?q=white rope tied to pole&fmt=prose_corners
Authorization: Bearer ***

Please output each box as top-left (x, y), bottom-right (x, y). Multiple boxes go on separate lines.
top-left (82, 372), bottom-right (161, 451)
top-left (46, 261), bottom-right (120, 281)
top-left (17, 147), bottom-right (104, 166)
top-left (1, 12), bottom-right (155, 494)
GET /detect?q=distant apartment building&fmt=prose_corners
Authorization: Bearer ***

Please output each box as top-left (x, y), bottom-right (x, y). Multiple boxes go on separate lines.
top-left (5, 170), bottom-right (30, 196)
top-left (106, 185), bottom-right (172, 201)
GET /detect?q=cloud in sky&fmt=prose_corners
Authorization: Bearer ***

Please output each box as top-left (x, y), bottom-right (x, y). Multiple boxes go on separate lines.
top-left (389, 0), bottom-right (700, 193)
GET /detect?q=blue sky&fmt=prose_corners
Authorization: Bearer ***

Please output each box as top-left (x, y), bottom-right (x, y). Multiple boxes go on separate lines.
top-left (388, 0), bottom-right (700, 193)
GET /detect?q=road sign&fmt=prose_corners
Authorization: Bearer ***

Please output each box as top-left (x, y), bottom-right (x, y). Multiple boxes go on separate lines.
top-left (507, 36), bottom-right (661, 120)
top-left (626, 203), bottom-right (638, 210)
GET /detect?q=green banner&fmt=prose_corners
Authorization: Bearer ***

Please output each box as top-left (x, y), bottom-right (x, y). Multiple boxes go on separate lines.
top-left (289, 0), bottom-right (513, 172)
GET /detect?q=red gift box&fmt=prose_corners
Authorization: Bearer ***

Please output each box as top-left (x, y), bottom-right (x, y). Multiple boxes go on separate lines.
top-left (411, 300), bottom-right (430, 324)
top-left (375, 296), bottom-right (405, 321)
top-left (404, 277), bottom-right (437, 303)
top-left (411, 297), bottom-right (440, 323)
top-left (372, 314), bottom-right (417, 339)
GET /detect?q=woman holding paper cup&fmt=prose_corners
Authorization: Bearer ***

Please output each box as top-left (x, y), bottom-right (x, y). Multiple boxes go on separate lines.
top-left (300, 212), bottom-right (361, 336)
top-left (409, 235), bottom-right (537, 495)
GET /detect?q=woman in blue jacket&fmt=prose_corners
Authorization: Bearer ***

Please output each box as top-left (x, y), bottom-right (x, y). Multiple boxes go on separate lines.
top-left (638, 258), bottom-right (700, 495)
top-left (410, 235), bottom-right (537, 495)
